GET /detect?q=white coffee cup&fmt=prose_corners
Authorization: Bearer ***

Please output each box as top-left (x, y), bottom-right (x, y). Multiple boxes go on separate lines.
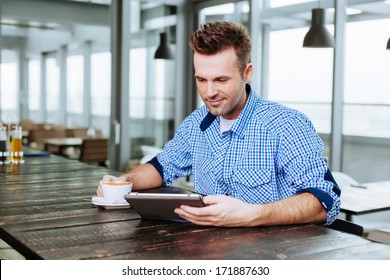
top-left (101, 181), bottom-right (132, 204)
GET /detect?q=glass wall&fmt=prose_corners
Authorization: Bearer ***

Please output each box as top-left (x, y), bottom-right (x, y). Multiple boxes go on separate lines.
top-left (0, 50), bottom-right (18, 123)
top-left (270, 0), bottom-right (312, 8)
top-left (344, 18), bottom-right (390, 138)
top-left (45, 56), bottom-right (60, 124)
top-left (126, 3), bottom-right (177, 164)
top-left (28, 60), bottom-right (40, 122)
top-left (91, 51), bottom-right (111, 137)
top-left (67, 54), bottom-right (84, 127)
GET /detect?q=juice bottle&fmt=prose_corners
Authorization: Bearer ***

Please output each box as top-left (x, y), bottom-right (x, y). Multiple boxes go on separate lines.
top-left (11, 126), bottom-right (23, 163)
top-left (0, 126), bottom-right (8, 164)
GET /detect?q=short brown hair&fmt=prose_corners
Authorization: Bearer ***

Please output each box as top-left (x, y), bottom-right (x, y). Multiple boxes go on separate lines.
top-left (189, 21), bottom-right (252, 76)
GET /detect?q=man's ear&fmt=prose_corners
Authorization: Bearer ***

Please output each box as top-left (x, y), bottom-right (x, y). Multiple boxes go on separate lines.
top-left (244, 63), bottom-right (253, 83)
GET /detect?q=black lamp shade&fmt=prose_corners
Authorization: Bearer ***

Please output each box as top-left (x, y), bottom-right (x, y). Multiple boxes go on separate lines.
top-left (387, 37), bottom-right (390, 50)
top-left (303, 8), bottom-right (335, 48)
top-left (154, 32), bottom-right (174, 60)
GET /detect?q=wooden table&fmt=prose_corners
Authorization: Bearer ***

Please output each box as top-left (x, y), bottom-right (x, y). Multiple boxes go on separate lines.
top-left (1, 155), bottom-right (390, 260)
top-left (43, 137), bottom-right (83, 156)
top-left (340, 181), bottom-right (390, 221)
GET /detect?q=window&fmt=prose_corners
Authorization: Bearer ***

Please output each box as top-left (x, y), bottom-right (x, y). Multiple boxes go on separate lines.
top-left (46, 57), bottom-right (60, 124)
top-left (91, 52), bottom-right (111, 136)
top-left (67, 55), bottom-right (84, 127)
top-left (28, 60), bottom-right (41, 122)
top-left (0, 50), bottom-right (18, 123)
top-left (270, 0), bottom-right (312, 8)
top-left (344, 19), bottom-right (390, 138)
top-left (129, 48), bottom-right (147, 119)
top-left (128, 46), bottom-right (176, 154)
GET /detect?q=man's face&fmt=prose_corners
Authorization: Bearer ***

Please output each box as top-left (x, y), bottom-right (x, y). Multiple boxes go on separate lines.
top-left (194, 47), bottom-right (252, 120)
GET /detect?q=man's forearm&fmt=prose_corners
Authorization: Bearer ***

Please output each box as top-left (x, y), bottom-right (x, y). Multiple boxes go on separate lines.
top-left (250, 192), bottom-right (327, 226)
top-left (119, 163), bottom-right (163, 191)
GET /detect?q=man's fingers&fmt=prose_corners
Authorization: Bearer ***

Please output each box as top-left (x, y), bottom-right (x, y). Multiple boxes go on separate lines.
top-left (97, 185), bottom-right (103, 197)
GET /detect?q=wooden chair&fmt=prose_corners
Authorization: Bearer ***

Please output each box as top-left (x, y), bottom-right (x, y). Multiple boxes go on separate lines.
top-left (66, 128), bottom-right (103, 138)
top-left (28, 129), bottom-right (67, 151)
top-left (65, 128), bottom-right (88, 138)
top-left (78, 138), bottom-right (108, 167)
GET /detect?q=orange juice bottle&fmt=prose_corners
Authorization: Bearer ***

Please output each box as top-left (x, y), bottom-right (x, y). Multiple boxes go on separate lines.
top-left (11, 126), bottom-right (23, 163)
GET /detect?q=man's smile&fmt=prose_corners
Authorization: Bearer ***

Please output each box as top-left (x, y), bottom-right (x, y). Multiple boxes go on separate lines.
top-left (207, 98), bottom-right (224, 107)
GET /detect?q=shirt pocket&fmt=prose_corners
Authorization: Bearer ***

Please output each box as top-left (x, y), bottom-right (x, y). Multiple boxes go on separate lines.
top-left (232, 168), bottom-right (275, 203)
top-left (195, 155), bottom-right (217, 194)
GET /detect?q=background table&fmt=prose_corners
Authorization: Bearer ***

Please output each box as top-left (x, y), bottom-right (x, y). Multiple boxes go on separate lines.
top-left (43, 137), bottom-right (83, 156)
top-left (1, 155), bottom-right (390, 260)
top-left (340, 181), bottom-right (390, 221)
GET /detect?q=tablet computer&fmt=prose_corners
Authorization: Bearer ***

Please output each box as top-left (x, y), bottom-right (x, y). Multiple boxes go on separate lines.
top-left (124, 192), bottom-right (205, 221)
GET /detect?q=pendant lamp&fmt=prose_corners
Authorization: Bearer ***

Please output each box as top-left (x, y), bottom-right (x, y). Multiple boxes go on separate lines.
top-left (154, 32), bottom-right (174, 60)
top-left (387, 37), bottom-right (390, 50)
top-left (303, 8), bottom-right (335, 48)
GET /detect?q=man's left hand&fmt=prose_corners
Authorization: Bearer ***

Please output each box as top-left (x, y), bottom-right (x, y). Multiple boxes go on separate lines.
top-left (174, 195), bottom-right (259, 227)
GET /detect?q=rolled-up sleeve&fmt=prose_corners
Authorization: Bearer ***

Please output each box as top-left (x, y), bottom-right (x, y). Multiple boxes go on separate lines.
top-left (277, 111), bottom-right (341, 225)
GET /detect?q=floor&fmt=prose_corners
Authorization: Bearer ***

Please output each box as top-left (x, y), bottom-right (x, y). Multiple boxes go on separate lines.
top-left (0, 239), bottom-right (25, 260)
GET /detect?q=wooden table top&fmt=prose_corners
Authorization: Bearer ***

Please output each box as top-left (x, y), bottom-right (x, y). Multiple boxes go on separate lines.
top-left (340, 180), bottom-right (390, 215)
top-left (1, 155), bottom-right (389, 260)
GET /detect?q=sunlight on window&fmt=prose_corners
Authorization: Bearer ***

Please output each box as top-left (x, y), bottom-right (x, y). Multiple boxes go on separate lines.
top-left (28, 60), bottom-right (40, 122)
top-left (345, 19), bottom-right (390, 104)
top-left (91, 52), bottom-right (111, 116)
top-left (129, 48), bottom-right (146, 119)
top-left (154, 59), bottom-right (165, 120)
top-left (0, 62), bottom-right (18, 122)
top-left (270, 0), bottom-right (312, 8)
top-left (28, 60), bottom-right (40, 111)
top-left (67, 55), bottom-right (84, 115)
top-left (344, 18), bottom-right (390, 137)
top-left (46, 57), bottom-right (60, 123)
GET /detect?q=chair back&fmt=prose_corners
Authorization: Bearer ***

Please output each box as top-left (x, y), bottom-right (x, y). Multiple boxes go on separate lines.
top-left (66, 128), bottom-right (103, 138)
top-left (66, 128), bottom-right (89, 138)
top-left (332, 172), bottom-right (359, 188)
top-left (28, 129), bottom-right (67, 150)
top-left (79, 138), bottom-right (108, 166)
top-left (325, 219), bottom-right (364, 236)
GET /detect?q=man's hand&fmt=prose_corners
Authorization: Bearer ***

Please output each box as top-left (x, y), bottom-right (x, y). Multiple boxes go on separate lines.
top-left (174, 192), bottom-right (327, 227)
top-left (174, 195), bottom-right (259, 227)
top-left (96, 175), bottom-right (126, 197)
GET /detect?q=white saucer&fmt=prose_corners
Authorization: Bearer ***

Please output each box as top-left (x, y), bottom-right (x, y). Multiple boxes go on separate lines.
top-left (91, 196), bottom-right (130, 209)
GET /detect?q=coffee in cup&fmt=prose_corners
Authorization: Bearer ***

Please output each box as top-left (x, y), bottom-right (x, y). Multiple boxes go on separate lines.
top-left (101, 181), bottom-right (132, 204)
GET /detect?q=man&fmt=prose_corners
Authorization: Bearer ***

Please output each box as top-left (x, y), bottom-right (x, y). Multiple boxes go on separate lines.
top-left (98, 21), bottom-right (340, 227)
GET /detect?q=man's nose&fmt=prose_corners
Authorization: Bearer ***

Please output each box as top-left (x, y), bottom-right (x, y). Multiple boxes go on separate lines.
top-left (206, 82), bottom-right (218, 97)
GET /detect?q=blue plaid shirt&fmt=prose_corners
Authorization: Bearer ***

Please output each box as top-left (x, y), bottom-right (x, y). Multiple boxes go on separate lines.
top-left (152, 85), bottom-right (340, 225)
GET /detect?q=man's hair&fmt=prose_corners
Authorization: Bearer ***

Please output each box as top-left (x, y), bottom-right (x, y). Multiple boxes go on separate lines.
top-left (189, 21), bottom-right (252, 76)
